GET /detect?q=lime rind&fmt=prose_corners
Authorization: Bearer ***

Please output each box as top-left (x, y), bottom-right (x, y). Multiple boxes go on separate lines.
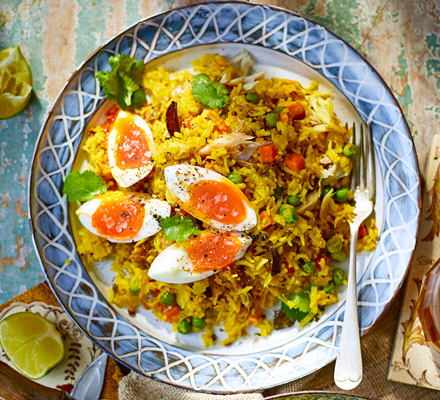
top-left (0, 45), bottom-right (33, 120)
top-left (0, 312), bottom-right (65, 380)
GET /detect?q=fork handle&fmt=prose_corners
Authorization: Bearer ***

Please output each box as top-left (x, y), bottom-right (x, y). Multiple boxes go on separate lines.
top-left (334, 226), bottom-right (362, 390)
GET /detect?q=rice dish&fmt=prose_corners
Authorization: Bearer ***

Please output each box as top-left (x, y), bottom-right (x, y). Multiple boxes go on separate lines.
top-left (72, 51), bottom-right (378, 347)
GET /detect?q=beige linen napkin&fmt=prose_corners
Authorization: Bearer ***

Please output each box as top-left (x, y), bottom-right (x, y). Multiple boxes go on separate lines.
top-left (119, 294), bottom-right (439, 400)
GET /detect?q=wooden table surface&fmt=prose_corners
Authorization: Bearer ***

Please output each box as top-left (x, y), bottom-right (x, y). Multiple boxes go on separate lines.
top-left (0, 0), bottom-right (438, 327)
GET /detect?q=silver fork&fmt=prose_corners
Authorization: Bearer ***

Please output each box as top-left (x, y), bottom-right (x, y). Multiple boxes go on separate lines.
top-left (334, 122), bottom-right (375, 390)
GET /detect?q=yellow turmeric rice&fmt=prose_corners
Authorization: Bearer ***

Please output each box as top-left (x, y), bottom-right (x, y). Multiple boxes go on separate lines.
top-left (76, 52), bottom-right (378, 347)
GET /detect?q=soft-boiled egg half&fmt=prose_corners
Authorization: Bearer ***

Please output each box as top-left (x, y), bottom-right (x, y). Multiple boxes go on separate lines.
top-left (108, 110), bottom-right (155, 188)
top-left (76, 191), bottom-right (170, 243)
top-left (148, 230), bottom-right (252, 283)
top-left (164, 164), bottom-right (257, 231)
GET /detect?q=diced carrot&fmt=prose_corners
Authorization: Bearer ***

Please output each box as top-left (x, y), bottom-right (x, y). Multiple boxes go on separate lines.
top-left (285, 153), bottom-right (305, 172)
top-left (162, 304), bottom-right (181, 324)
top-left (287, 103), bottom-right (305, 120)
top-left (184, 116), bottom-right (194, 129)
top-left (207, 109), bottom-right (219, 118)
top-left (259, 143), bottom-right (277, 163)
top-left (247, 309), bottom-right (263, 324)
top-left (358, 224), bottom-right (367, 239)
top-left (260, 211), bottom-right (274, 229)
top-left (214, 120), bottom-right (229, 133)
top-left (280, 109), bottom-right (290, 124)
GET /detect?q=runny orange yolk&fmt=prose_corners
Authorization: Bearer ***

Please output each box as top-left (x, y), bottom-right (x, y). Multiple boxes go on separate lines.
top-left (186, 231), bottom-right (242, 272)
top-left (91, 193), bottom-right (145, 240)
top-left (187, 179), bottom-right (249, 225)
top-left (114, 114), bottom-right (151, 171)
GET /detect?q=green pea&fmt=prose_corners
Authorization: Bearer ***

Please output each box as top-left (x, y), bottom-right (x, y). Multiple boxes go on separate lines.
top-left (227, 171), bottom-right (243, 184)
top-left (331, 250), bottom-right (347, 263)
top-left (278, 204), bottom-right (299, 224)
top-left (246, 93), bottom-right (260, 104)
top-left (322, 281), bottom-right (335, 293)
top-left (265, 112), bottom-right (279, 128)
top-left (160, 292), bottom-right (176, 306)
top-left (273, 106), bottom-right (284, 114)
top-left (322, 187), bottom-right (333, 198)
top-left (177, 319), bottom-right (192, 334)
top-left (287, 194), bottom-right (301, 206)
top-left (335, 188), bottom-right (349, 203)
top-left (302, 261), bottom-right (316, 274)
top-left (129, 278), bottom-right (141, 294)
top-left (343, 143), bottom-right (358, 159)
top-left (274, 186), bottom-right (283, 200)
top-left (333, 268), bottom-right (348, 285)
top-left (326, 236), bottom-right (343, 254)
top-left (192, 317), bottom-right (206, 329)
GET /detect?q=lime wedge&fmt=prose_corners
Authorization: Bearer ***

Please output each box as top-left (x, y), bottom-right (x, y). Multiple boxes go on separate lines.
top-left (0, 45), bottom-right (33, 120)
top-left (0, 312), bottom-right (65, 380)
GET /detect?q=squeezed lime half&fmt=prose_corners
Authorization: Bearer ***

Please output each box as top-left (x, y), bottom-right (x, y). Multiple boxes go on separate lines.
top-left (0, 46), bottom-right (33, 119)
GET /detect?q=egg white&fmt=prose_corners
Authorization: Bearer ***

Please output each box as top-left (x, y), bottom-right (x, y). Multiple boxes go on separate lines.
top-left (148, 232), bottom-right (252, 284)
top-left (164, 164), bottom-right (257, 231)
top-left (108, 110), bottom-right (155, 188)
top-left (76, 192), bottom-right (171, 243)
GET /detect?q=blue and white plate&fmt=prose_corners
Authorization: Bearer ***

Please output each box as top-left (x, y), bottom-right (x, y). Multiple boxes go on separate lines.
top-left (28, 2), bottom-right (420, 393)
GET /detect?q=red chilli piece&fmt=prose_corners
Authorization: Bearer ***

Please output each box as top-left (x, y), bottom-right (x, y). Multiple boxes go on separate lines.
top-left (315, 254), bottom-right (329, 270)
top-left (358, 224), bottom-right (367, 239)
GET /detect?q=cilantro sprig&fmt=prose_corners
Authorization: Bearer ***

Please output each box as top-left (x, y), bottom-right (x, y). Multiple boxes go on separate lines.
top-left (160, 215), bottom-right (201, 242)
top-left (191, 73), bottom-right (229, 110)
top-left (96, 54), bottom-right (147, 110)
top-left (280, 290), bottom-right (311, 323)
top-left (63, 170), bottom-right (107, 202)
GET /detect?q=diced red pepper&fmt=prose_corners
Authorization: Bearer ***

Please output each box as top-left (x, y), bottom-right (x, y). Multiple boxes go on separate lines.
top-left (358, 225), bottom-right (367, 239)
top-left (285, 153), bottom-right (305, 172)
top-left (259, 143), bottom-right (277, 163)
top-left (287, 103), bottom-right (306, 120)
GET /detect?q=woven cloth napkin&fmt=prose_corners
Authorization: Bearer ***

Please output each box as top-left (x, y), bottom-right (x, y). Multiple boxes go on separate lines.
top-left (118, 292), bottom-right (439, 400)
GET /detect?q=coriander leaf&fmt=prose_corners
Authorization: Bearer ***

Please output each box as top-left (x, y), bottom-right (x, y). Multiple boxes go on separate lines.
top-left (63, 170), bottom-right (107, 202)
top-left (160, 215), bottom-right (201, 242)
top-left (280, 290), bottom-right (310, 323)
top-left (96, 54), bottom-right (146, 110)
top-left (281, 305), bottom-right (308, 323)
top-left (191, 73), bottom-right (229, 110)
